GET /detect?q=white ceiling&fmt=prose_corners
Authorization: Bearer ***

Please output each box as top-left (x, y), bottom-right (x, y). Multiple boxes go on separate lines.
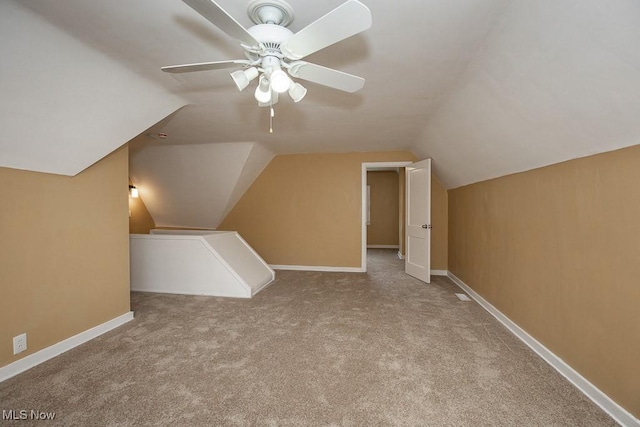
top-left (2, 0), bottom-right (640, 190)
top-left (129, 139), bottom-right (273, 228)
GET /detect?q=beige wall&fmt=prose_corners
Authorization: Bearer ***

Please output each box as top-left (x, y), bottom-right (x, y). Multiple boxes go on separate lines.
top-left (0, 148), bottom-right (131, 367)
top-left (129, 182), bottom-right (155, 234)
top-left (219, 151), bottom-right (449, 270)
top-left (398, 168), bottom-right (406, 256)
top-left (448, 145), bottom-right (640, 417)
top-left (431, 175), bottom-right (448, 271)
top-left (367, 171), bottom-right (399, 246)
top-left (219, 152), bottom-right (418, 267)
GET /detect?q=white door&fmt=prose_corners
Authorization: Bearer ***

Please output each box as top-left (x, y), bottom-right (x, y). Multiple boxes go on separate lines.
top-left (405, 159), bottom-right (431, 283)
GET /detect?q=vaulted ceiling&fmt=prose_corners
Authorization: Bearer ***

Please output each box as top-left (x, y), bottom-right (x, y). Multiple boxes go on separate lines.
top-left (2, 0), bottom-right (640, 226)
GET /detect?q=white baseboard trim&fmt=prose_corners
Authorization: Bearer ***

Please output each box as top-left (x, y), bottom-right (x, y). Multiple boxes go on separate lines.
top-left (397, 251), bottom-right (405, 259)
top-left (447, 272), bottom-right (639, 427)
top-left (0, 311), bottom-right (134, 383)
top-left (270, 265), bottom-right (364, 273)
top-left (367, 245), bottom-right (399, 249)
top-left (430, 269), bottom-right (447, 276)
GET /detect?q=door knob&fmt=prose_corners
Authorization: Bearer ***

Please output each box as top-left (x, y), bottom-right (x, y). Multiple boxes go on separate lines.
top-left (422, 224), bottom-right (432, 229)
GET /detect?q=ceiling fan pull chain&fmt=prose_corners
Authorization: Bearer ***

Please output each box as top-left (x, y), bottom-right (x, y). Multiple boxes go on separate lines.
top-left (269, 105), bottom-right (274, 134)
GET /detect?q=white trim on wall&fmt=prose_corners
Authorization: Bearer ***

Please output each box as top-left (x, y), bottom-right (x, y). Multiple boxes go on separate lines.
top-left (397, 251), bottom-right (405, 259)
top-left (430, 269), bottom-right (447, 276)
top-left (447, 272), bottom-right (640, 427)
top-left (270, 265), bottom-right (364, 273)
top-left (0, 311), bottom-right (134, 383)
top-left (367, 245), bottom-right (399, 249)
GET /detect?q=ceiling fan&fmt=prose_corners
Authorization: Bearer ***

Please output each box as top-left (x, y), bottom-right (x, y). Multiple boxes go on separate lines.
top-left (162, 0), bottom-right (372, 109)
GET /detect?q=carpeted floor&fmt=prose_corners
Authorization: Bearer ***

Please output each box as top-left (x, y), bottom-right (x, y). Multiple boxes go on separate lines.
top-left (0, 249), bottom-right (615, 426)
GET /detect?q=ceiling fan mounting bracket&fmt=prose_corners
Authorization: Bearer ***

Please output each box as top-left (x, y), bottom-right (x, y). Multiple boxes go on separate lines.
top-left (247, 0), bottom-right (294, 27)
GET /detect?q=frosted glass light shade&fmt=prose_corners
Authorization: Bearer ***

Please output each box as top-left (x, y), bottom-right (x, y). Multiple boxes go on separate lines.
top-left (254, 76), bottom-right (272, 103)
top-left (288, 83), bottom-right (307, 102)
top-left (231, 67), bottom-right (259, 91)
top-left (270, 69), bottom-right (291, 93)
top-left (258, 91), bottom-right (278, 107)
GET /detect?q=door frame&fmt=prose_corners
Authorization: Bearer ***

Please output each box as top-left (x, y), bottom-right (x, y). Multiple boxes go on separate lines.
top-left (361, 161), bottom-right (413, 272)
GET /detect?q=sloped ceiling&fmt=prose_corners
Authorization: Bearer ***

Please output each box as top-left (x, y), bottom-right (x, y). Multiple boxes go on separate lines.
top-left (2, 0), bottom-right (639, 195)
top-left (415, 1), bottom-right (640, 188)
top-left (0, 1), bottom-right (186, 176)
top-left (129, 138), bottom-right (273, 228)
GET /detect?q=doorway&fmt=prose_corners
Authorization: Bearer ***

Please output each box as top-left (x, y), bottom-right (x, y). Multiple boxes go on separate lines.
top-left (361, 162), bottom-right (412, 271)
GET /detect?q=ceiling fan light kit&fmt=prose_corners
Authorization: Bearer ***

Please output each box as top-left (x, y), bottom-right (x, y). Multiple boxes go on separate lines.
top-left (257, 91), bottom-right (278, 108)
top-left (163, 0), bottom-right (372, 130)
top-left (288, 82), bottom-right (307, 103)
top-left (254, 75), bottom-right (272, 103)
top-left (230, 66), bottom-right (259, 91)
top-left (269, 69), bottom-right (291, 93)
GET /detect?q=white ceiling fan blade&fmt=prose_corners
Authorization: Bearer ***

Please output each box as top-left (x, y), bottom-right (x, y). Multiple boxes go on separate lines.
top-left (288, 62), bottom-right (365, 93)
top-left (281, 0), bottom-right (371, 60)
top-left (162, 59), bottom-right (250, 73)
top-left (182, 0), bottom-right (261, 49)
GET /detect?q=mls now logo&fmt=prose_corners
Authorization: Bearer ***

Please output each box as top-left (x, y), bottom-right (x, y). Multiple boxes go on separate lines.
top-left (2, 409), bottom-right (56, 420)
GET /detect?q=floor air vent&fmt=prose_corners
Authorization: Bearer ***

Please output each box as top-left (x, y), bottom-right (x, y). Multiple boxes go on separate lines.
top-left (455, 293), bottom-right (472, 301)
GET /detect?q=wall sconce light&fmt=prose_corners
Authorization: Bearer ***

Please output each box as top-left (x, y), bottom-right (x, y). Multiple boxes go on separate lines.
top-left (129, 185), bottom-right (139, 198)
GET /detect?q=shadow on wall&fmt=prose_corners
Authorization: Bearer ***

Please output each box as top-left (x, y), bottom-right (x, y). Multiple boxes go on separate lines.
top-left (129, 180), bottom-right (155, 234)
top-left (367, 170), bottom-right (400, 248)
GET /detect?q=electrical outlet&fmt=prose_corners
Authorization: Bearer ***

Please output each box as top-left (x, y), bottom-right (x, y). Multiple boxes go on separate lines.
top-left (13, 333), bottom-right (27, 355)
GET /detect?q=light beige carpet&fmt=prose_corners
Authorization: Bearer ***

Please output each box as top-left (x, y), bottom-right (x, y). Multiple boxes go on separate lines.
top-left (0, 250), bottom-right (615, 426)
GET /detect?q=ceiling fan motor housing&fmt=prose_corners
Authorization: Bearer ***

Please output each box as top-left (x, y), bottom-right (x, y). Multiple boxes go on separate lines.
top-left (246, 24), bottom-right (293, 61)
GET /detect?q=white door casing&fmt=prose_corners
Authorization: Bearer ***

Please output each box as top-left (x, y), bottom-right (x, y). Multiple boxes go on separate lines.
top-left (405, 159), bottom-right (431, 283)
top-left (361, 161), bottom-right (413, 271)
